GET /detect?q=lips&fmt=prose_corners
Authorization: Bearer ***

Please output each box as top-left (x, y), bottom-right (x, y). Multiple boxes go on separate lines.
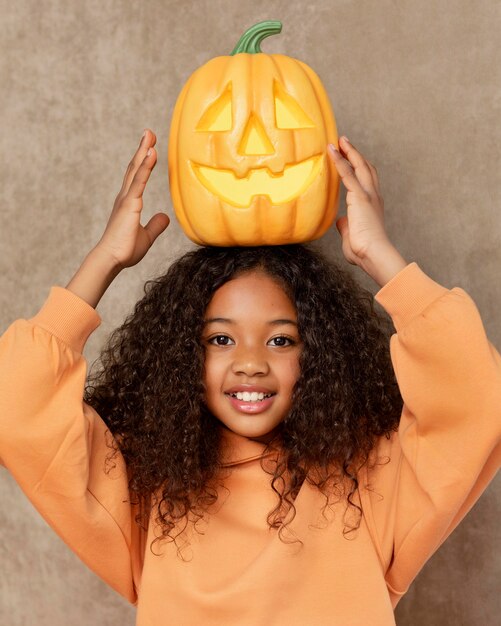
top-left (223, 385), bottom-right (277, 415)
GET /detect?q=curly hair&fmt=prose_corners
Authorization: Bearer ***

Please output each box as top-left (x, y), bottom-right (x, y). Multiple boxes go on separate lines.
top-left (83, 243), bottom-right (403, 558)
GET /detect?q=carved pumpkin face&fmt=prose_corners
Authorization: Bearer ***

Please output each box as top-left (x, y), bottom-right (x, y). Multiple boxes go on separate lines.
top-left (168, 21), bottom-right (340, 246)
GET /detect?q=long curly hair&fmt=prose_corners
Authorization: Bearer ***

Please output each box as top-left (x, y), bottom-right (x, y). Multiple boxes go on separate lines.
top-left (83, 243), bottom-right (403, 558)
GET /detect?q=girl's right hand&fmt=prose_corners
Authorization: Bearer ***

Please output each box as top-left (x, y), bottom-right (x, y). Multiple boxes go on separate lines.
top-left (95, 129), bottom-right (170, 270)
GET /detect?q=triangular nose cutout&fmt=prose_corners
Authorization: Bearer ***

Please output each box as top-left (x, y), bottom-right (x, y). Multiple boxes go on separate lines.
top-left (238, 114), bottom-right (275, 156)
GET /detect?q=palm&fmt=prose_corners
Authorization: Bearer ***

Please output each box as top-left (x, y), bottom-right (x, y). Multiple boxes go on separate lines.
top-left (103, 199), bottom-right (151, 268)
top-left (344, 191), bottom-right (387, 257)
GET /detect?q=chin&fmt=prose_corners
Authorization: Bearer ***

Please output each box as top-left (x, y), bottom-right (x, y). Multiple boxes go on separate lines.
top-left (226, 420), bottom-right (284, 444)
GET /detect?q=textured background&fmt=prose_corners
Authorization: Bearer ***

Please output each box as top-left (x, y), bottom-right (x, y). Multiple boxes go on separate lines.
top-left (1, 1), bottom-right (500, 624)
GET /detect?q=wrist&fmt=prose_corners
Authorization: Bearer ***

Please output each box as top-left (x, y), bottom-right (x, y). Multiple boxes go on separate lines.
top-left (360, 242), bottom-right (409, 289)
top-left (65, 248), bottom-right (122, 309)
top-left (90, 245), bottom-right (124, 273)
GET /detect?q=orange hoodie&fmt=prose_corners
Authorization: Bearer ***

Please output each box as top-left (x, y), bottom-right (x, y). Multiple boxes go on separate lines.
top-left (0, 261), bottom-right (500, 626)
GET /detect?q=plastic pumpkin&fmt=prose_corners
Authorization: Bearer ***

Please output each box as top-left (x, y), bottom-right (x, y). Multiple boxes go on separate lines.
top-left (168, 20), bottom-right (340, 246)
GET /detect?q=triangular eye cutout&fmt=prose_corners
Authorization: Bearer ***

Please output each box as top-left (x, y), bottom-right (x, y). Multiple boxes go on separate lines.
top-left (196, 83), bottom-right (233, 132)
top-left (274, 80), bottom-right (315, 129)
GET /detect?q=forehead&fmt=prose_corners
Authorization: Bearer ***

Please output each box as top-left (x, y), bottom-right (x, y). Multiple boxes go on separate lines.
top-left (205, 272), bottom-right (296, 318)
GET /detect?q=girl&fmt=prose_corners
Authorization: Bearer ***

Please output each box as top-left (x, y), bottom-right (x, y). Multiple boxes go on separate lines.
top-left (0, 130), bottom-right (500, 626)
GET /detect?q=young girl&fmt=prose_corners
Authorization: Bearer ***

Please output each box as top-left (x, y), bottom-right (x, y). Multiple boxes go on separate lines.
top-left (0, 129), bottom-right (499, 625)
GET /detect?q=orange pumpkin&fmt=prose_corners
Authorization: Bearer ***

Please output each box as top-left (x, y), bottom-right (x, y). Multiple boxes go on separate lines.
top-left (168, 20), bottom-right (340, 246)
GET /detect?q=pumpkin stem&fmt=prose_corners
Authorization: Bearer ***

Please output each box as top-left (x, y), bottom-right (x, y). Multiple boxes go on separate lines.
top-left (230, 20), bottom-right (282, 55)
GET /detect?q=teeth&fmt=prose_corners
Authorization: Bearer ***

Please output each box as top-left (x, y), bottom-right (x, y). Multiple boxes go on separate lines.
top-left (229, 391), bottom-right (273, 402)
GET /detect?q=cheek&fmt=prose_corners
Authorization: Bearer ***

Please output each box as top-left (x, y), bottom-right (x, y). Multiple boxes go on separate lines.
top-left (281, 354), bottom-right (301, 386)
top-left (202, 352), bottom-right (226, 389)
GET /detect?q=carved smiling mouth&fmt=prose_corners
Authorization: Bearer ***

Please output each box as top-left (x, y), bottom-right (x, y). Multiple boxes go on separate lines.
top-left (190, 154), bottom-right (323, 208)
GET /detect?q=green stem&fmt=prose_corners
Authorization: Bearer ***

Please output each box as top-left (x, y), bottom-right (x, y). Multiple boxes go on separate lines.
top-left (230, 20), bottom-right (282, 55)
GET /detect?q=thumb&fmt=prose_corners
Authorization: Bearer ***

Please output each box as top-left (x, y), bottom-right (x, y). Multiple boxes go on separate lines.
top-left (336, 215), bottom-right (357, 264)
top-left (145, 213), bottom-right (170, 243)
top-left (336, 216), bottom-right (348, 239)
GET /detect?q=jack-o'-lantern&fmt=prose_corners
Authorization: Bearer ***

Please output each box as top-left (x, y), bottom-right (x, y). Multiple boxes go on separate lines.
top-left (168, 20), bottom-right (340, 246)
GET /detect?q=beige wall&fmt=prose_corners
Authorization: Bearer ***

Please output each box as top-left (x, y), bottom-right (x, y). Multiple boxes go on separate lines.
top-left (1, 1), bottom-right (500, 624)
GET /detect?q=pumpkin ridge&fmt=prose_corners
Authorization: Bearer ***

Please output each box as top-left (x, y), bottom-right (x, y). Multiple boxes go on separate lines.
top-left (292, 59), bottom-right (331, 239)
top-left (168, 75), bottom-right (202, 243)
top-left (297, 61), bottom-right (339, 235)
top-left (252, 57), bottom-right (265, 246)
top-left (269, 54), bottom-right (298, 240)
top-left (210, 58), bottom-right (240, 246)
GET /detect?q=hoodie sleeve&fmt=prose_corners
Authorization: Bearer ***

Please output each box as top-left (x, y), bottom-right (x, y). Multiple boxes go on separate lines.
top-left (0, 286), bottom-right (146, 605)
top-left (359, 262), bottom-right (501, 608)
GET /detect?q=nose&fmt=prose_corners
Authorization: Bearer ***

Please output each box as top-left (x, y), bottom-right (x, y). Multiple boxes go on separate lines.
top-left (238, 113), bottom-right (275, 156)
top-left (231, 344), bottom-right (270, 376)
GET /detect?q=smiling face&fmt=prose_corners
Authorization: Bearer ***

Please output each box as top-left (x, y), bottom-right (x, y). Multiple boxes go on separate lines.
top-left (201, 271), bottom-right (302, 443)
top-left (168, 53), bottom-right (340, 246)
top-left (191, 79), bottom-right (322, 207)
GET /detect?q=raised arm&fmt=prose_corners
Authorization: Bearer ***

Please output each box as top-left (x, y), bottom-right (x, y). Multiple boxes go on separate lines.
top-left (0, 128), bottom-right (169, 604)
top-left (358, 262), bottom-right (501, 606)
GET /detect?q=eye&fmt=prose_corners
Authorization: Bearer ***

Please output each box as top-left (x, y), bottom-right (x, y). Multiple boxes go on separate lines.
top-left (268, 335), bottom-right (296, 347)
top-left (274, 80), bottom-right (315, 130)
top-left (196, 83), bottom-right (233, 132)
top-left (207, 335), bottom-right (234, 346)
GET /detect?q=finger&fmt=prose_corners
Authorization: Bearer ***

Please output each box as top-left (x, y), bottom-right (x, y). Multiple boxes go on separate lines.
top-left (119, 129), bottom-right (157, 196)
top-left (144, 213), bottom-right (170, 243)
top-left (366, 161), bottom-right (382, 197)
top-left (123, 147), bottom-right (157, 208)
top-left (335, 137), bottom-right (379, 198)
top-left (327, 143), bottom-right (370, 200)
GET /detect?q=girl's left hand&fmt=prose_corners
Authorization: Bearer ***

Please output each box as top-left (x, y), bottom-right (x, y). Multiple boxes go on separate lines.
top-left (327, 136), bottom-right (392, 266)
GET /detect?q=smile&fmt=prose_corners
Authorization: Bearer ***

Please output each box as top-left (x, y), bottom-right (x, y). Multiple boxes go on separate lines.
top-left (190, 154), bottom-right (323, 207)
top-left (225, 392), bottom-right (276, 414)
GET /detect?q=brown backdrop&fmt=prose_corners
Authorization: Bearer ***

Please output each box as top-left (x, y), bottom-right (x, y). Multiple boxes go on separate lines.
top-left (1, 1), bottom-right (500, 624)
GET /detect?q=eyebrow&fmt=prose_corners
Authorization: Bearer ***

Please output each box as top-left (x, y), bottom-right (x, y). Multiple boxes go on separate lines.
top-left (203, 317), bottom-right (297, 327)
